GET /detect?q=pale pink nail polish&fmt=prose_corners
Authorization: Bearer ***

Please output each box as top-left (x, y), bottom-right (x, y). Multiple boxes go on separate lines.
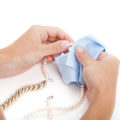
top-left (61, 41), bottom-right (70, 50)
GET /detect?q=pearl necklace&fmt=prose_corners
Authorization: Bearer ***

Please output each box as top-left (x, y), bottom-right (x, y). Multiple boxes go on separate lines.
top-left (0, 58), bottom-right (85, 119)
top-left (24, 59), bottom-right (86, 120)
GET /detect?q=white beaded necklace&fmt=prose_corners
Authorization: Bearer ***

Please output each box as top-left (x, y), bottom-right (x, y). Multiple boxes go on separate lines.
top-left (0, 58), bottom-right (85, 119)
top-left (24, 59), bottom-right (86, 120)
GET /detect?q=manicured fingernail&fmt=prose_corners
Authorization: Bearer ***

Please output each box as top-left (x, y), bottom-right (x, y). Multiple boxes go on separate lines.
top-left (76, 46), bottom-right (84, 53)
top-left (61, 41), bottom-right (70, 50)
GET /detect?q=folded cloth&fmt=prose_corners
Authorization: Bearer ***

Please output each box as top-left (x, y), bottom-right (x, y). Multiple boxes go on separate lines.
top-left (55, 35), bottom-right (105, 86)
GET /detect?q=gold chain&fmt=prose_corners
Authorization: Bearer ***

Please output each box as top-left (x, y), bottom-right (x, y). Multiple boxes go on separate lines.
top-left (0, 80), bottom-right (47, 111)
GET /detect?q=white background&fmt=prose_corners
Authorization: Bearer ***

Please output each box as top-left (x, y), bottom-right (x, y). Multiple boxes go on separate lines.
top-left (0, 0), bottom-right (120, 120)
top-left (0, 0), bottom-right (120, 59)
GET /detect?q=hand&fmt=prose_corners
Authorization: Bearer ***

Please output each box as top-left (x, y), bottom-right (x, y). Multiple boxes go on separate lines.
top-left (0, 26), bottom-right (73, 77)
top-left (12, 25), bottom-right (73, 61)
top-left (75, 46), bottom-right (119, 120)
top-left (76, 46), bottom-right (119, 103)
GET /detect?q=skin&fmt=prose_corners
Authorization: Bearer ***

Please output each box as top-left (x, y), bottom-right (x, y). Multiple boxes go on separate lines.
top-left (75, 46), bottom-right (119, 120)
top-left (0, 26), bottom-right (119, 120)
top-left (0, 25), bottom-right (73, 78)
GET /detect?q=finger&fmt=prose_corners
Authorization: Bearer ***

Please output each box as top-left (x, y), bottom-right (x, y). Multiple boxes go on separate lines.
top-left (97, 52), bottom-right (108, 61)
top-left (63, 50), bottom-right (69, 54)
top-left (47, 38), bottom-right (57, 42)
top-left (52, 53), bottom-right (61, 58)
top-left (43, 26), bottom-right (73, 42)
top-left (41, 40), bottom-right (71, 56)
top-left (101, 53), bottom-right (120, 65)
top-left (75, 46), bottom-right (94, 66)
top-left (46, 53), bottom-right (61, 62)
top-left (47, 56), bottom-right (54, 62)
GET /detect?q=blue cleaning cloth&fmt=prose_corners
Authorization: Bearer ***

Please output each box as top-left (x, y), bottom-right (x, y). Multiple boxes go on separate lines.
top-left (55, 35), bottom-right (105, 86)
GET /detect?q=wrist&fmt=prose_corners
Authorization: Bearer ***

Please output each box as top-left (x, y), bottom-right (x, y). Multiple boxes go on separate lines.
top-left (0, 47), bottom-right (12, 64)
top-left (91, 93), bottom-right (115, 120)
top-left (81, 90), bottom-right (115, 120)
top-left (0, 45), bottom-right (21, 78)
top-left (87, 81), bottom-right (116, 103)
top-left (0, 42), bottom-right (16, 58)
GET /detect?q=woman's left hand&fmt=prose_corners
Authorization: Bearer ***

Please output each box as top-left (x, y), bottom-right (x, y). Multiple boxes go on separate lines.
top-left (0, 25), bottom-right (73, 77)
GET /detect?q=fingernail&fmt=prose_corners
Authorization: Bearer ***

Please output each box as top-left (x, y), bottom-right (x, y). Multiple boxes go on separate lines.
top-left (61, 41), bottom-right (70, 50)
top-left (76, 46), bottom-right (84, 53)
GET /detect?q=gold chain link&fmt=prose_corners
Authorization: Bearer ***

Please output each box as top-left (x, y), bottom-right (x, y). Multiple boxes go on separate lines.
top-left (0, 80), bottom-right (47, 111)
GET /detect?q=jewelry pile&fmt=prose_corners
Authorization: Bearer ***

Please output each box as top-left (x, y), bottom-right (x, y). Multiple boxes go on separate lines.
top-left (24, 86), bottom-right (85, 120)
top-left (0, 58), bottom-right (86, 120)
top-left (24, 59), bottom-right (86, 120)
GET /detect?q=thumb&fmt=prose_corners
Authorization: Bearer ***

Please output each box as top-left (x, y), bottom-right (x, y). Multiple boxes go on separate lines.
top-left (75, 46), bottom-right (94, 66)
top-left (42, 40), bottom-right (71, 56)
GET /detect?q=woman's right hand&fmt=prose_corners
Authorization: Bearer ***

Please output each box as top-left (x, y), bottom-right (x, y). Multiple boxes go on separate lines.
top-left (75, 46), bottom-right (119, 120)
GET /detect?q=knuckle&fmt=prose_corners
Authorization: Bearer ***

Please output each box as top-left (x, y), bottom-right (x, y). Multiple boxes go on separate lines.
top-left (114, 57), bottom-right (120, 65)
top-left (109, 55), bottom-right (119, 63)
